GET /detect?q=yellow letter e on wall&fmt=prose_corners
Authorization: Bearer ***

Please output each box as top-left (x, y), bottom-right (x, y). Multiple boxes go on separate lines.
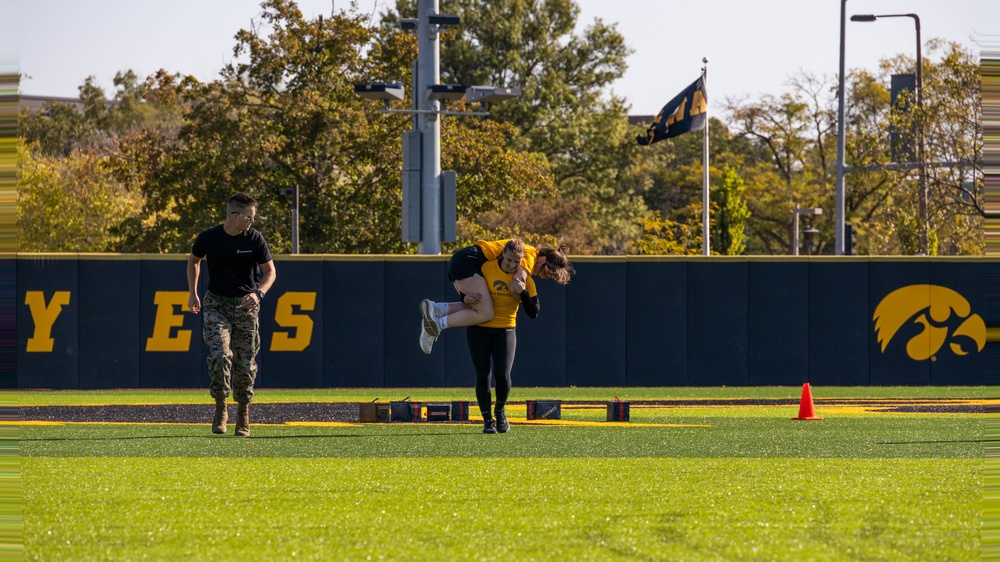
top-left (146, 291), bottom-right (192, 352)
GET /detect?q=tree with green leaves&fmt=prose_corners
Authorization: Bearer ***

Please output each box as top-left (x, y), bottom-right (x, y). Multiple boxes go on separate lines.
top-left (100, 0), bottom-right (552, 254)
top-left (17, 138), bottom-right (144, 251)
top-left (623, 114), bottom-right (769, 254)
top-left (866, 40), bottom-right (983, 255)
top-left (18, 69), bottom-right (192, 252)
top-left (725, 41), bottom-right (983, 256)
top-left (725, 72), bottom-right (838, 255)
top-left (18, 2), bottom-right (984, 257)
top-left (711, 165), bottom-right (750, 255)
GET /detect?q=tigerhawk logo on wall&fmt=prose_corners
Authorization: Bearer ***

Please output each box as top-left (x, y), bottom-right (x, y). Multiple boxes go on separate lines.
top-left (872, 284), bottom-right (986, 361)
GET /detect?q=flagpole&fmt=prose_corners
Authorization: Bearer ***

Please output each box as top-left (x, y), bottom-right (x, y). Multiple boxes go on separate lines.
top-left (701, 58), bottom-right (710, 256)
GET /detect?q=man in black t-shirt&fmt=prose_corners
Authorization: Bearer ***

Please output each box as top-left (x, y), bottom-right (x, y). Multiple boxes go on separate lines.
top-left (187, 192), bottom-right (276, 436)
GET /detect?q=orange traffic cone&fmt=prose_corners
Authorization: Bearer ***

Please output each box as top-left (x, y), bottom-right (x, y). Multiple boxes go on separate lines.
top-left (792, 383), bottom-right (823, 420)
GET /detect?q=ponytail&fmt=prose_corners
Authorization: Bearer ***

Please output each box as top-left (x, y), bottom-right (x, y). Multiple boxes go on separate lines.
top-left (536, 245), bottom-right (574, 285)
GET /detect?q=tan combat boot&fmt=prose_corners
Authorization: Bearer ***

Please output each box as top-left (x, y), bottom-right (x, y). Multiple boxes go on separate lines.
top-left (212, 398), bottom-right (228, 434)
top-left (236, 403), bottom-right (250, 436)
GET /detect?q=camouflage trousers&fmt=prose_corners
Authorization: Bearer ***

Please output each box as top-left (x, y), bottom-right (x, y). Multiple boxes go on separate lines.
top-left (203, 292), bottom-right (260, 404)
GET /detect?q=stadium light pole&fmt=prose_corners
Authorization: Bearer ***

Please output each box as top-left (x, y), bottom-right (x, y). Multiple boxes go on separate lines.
top-left (851, 13), bottom-right (925, 254)
top-left (834, 0), bottom-right (848, 256)
top-left (355, 1), bottom-right (519, 255)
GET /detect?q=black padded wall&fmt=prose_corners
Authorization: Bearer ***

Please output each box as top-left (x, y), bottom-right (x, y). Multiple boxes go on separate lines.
top-left (15, 255), bottom-right (992, 388)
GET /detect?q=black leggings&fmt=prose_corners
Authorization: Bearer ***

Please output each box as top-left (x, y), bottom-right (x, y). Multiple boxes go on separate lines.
top-left (466, 325), bottom-right (516, 418)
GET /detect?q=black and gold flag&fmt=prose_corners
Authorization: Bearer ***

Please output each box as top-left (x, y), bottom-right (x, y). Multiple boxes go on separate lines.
top-left (637, 76), bottom-right (707, 146)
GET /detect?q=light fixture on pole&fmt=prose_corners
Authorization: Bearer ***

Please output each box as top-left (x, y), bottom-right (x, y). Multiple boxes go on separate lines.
top-left (354, 1), bottom-right (520, 255)
top-left (427, 84), bottom-right (467, 101)
top-left (465, 86), bottom-right (521, 104)
top-left (353, 83), bottom-right (405, 102)
top-left (851, 12), bottom-right (926, 254)
top-left (792, 205), bottom-right (823, 256)
top-left (802, 226), bottom-right (820, 256)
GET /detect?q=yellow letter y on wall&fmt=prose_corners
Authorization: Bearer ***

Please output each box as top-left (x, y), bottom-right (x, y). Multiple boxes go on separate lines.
top-left (24, 291), bottom-right (71, 352)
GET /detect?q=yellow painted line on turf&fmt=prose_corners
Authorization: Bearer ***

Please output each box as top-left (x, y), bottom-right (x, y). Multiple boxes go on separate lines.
top-left (282, 422), bottom-right (363, 427)
top-left (818, 407), bottom-right (871, 415)
top-left (512, 420), bottom-right (712, 428)
top-left (10, 420), bottom-right (706, 428)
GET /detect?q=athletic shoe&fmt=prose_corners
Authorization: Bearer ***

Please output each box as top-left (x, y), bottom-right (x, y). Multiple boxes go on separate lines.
top-left (420, 299), bottom-right (441, 337)
top-left (483, 419), bottom-right (497, 434)
top-left (419, 324), bottom-right (435, 354)
top-left (421, 299), bottom-right (442, 320)
top-left (495, 407), bottom-right (510, 433)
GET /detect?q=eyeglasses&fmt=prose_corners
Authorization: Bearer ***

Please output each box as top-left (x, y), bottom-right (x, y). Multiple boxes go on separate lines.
top-left (231, 211), bottom-right (254, 223)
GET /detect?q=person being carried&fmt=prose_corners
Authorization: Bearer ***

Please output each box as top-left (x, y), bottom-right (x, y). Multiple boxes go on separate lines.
top-left (187, 192), bottom-right (276, 437)
top-left (418, 238), bottom-right (572, 354)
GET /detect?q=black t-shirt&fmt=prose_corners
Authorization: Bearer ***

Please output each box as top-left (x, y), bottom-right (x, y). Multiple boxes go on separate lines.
top-left (191, 225), bottom-right (273, 298)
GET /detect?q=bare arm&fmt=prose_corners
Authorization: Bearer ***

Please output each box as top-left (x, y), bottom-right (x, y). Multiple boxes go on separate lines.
top-left (242, 259), bottom-right (277, 310)
top-left (187, 254), bottom-right (202, 314)
top-left (258, 260), bottom-right (276, 294)
top-left (510, 267), bottom-right (529, 297)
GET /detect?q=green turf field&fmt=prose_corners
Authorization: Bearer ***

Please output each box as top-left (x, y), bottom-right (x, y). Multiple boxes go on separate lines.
top-left (15, 387), bottom-right (989, 560)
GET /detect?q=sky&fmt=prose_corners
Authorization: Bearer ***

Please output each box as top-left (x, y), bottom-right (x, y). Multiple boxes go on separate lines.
top-left (12, 0), bottom-right (1000, 118)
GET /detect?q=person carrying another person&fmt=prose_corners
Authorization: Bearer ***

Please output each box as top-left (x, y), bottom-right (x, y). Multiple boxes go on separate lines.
top-left (418, 238), bottom-right (573, 355)
top-left (422, 239), bottom-right (542, 433)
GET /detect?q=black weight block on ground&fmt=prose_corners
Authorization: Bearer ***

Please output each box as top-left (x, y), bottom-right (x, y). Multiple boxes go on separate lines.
top-left (425, 403), bottom-right (450, 422)
top-left (450, 401), bottom-right (469, 421)
top-left (390, 401), bottom-right (421, 422)
top-left (359, 403), bottom-right (390, 423)
top-left (607, 401), bottom-right (630, 422)
top-left (526, 399), bottom-right (561, 420)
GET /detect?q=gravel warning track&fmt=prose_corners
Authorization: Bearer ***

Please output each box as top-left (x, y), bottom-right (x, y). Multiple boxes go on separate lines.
top-left (17, 398), bottom-right (985, 424)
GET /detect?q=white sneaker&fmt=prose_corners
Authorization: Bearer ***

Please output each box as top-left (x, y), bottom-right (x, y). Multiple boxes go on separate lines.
top-left (420, 299), bottom-right (441, 337)
top-left (419, 324), bottom-right (436, 354)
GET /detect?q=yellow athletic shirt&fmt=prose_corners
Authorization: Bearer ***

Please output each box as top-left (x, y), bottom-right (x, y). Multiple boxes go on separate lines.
top-left (475, 239), bottom-right (537, 276)
top-left (479, 256), bottom-right (538, 329)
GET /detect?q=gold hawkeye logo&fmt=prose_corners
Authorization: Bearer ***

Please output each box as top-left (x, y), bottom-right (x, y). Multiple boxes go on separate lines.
top-left (873, 284), bottom-right (985, 361)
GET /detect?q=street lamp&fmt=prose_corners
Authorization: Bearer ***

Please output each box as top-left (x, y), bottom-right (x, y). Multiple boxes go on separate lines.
top-left (792, 205), bottom-right (823, 256)
top-left (802, 226), bottom-right (820, 256)
top-left (851, 12), bottom-right (926, 254)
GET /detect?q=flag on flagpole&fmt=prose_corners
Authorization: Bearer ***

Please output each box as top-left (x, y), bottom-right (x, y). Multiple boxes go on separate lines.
top-left (637, 76), bottom-right (708, 146)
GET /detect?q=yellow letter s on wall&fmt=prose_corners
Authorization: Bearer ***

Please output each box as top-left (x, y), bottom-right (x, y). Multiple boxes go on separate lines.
top-left (271, 292), bottom-right (316, 352)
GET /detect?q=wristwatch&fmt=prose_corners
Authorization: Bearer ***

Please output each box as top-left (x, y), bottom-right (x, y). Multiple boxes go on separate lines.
top-left (255, 290), bottom-right (265, 300)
